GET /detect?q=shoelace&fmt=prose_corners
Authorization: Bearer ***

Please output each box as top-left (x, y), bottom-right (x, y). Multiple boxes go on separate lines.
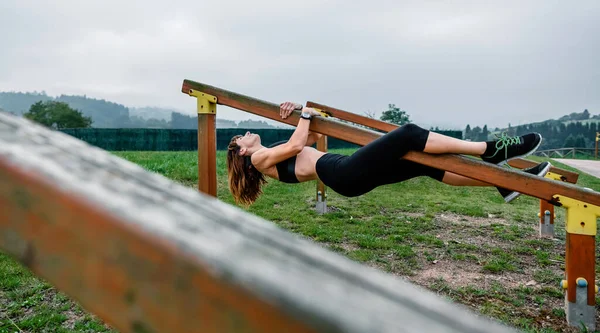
top-left (489, 132), bottom-right (522, 160)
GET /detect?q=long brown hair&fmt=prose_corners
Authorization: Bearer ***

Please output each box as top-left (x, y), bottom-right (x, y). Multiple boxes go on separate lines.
top-left (226, 135), bottom-right (267, 206)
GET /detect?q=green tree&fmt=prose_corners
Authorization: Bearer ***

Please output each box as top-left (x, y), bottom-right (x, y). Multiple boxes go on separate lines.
top-left (574, 134), bottom-right (587, 148)
top-left (24, 101), bottom-right (92, 129)
top-left (563, 134), bottom-right (575, 148)
top-left (471, 126), bottom-right (482, 141)
top-left (380, 104), bottom-right (410, 125)
top-left (582, 109), bottom-right (590, 120)
top-left (481, 125), bottom-right (489, 141)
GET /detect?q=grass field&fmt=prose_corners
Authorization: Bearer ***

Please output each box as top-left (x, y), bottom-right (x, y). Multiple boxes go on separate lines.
top-left (1, 149), bottom-right (600, 333)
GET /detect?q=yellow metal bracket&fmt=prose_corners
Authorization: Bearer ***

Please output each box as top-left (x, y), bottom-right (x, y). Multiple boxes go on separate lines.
top-left (553, 195), bottom-right (600, 236)
top-left (188, 89), bottom-right (217, 114)
top-left (545, 171), bottom-right (566, 182)
top-left (309, 107), bottom-right (331, 118)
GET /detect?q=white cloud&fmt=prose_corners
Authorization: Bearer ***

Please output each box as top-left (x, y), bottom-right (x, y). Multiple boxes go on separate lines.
top-left (0, 0), bottom-right (598, 129)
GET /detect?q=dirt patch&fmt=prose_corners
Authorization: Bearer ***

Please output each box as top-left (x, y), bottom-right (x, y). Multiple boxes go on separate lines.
top-left (435, 212), bottom-right (509, 227)
top-left (400, 212), bottom-right (426, 218)
top-left (381, 211), bottom-right (593, 332)
top-left (431, 213), bottom-right (545, 251)
top-left (62, 308), bottom-right (86, 329)
top-left (409, 258), bottom-right (529, 290)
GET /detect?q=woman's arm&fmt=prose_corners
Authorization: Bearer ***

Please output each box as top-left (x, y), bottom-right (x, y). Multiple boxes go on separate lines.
top-left (251, 102), bottom-right (319, 169)
top-left (279, 102), bottom-right (324, 146)
top-left (305, 131), bottom-right (323, 146)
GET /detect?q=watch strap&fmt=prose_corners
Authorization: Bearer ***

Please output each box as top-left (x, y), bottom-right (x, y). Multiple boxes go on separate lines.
top-left (300, 111), bottom-right (313, 120)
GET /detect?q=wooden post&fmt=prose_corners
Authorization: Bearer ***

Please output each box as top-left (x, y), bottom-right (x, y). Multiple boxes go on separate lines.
top-left (556, 195), bottom-right (600, 331)
top-left (539, 171), bottom-right (567, 238)
top-left (316, 135), bottom-right (327, 214)
top-left (539, 200), bottom-right (554, 238)
top-left (188, 89), bottom-right (217, 197)
top-left (563, 233), bottom-right (596, 330)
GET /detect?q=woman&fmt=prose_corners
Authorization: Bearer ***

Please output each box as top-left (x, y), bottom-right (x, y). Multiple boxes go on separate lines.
top-left (226, 102), bottom-right (549, 206)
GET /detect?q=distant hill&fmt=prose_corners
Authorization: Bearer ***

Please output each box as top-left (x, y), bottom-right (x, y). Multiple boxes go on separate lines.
top-left (0, 92), bottom-right (129, 128)
top-left (464, 109), bottom-right (599, 150)
top-left (490, 109), bottom-right (600, 133)
top-left (129, 106), bottom-right (176, 121)
top-left (0, 92), bottom-right (53, 115)
top-left (0, 91), bottom-right (277, 129)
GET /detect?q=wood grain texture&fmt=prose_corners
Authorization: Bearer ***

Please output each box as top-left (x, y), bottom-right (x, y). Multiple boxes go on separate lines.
top-left (306, 101), bottom-right (398, 133)
top-left (305, 101), bottom-right (579, 184)
top-left (565, 234), bottom-right (596, 305)
top-left (198, 114), bottom-right (217, 196)
top-left (0, 111), bottom-right (519, 333)
top-left (181, 79), bottom-right (600, 207)
top-left (507, 159), bottom-right (578, 183)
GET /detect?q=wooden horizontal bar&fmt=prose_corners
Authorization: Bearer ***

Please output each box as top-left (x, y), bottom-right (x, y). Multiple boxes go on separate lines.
top-left (507, 158), bottom-right (578, 183)
top-left (306, 101), bottom-right (579, 184)
top-left (182, 79), bottom-right (600, 207)
top-left (0, 111), bottom-right (518, 333)
top-left (307, 101), bottom-right (398, 133)
top-left (306, 101), bottom-right (397, 133)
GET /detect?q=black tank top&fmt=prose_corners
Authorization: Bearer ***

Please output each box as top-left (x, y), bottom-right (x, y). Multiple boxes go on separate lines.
top-left (267, 140), bottom-right (299, 183)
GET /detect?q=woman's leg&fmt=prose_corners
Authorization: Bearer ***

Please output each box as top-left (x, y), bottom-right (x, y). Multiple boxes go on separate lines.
top-left (441, 172), bottom-right (492, 186)
top-left (345, 123), bottom-right (433, 165)
top-left (346, 123), bottom-right (542, 172)
top-left (424, 131), bottom-right (543, 166)
top-left (423, 132), bottom-right (487, 155)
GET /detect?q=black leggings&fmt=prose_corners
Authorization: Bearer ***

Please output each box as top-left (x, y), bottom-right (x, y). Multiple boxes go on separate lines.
top-left (315, 123), bottom-right (446, 197)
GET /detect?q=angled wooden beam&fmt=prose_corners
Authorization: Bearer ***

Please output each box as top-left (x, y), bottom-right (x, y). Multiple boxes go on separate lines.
top-left (182, 80), bottom-right (599, 207)
top-left (0, 112), bottom-right (520, 333)
top-left (305, 101), bottom-right (579, 183)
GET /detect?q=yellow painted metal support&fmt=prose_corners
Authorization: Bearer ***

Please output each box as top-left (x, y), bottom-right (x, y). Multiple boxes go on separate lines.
top-left (553, 195), bottom-right (600, 236)
top-left (309, 107), bottom-right (332, 118)
top-left (188, 89), bottom-right (217, 114)
top-left (545, 171), bottom-right (566, 182)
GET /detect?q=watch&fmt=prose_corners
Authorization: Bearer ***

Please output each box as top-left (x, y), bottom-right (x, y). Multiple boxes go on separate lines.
top-left (300, 111), bottom-right (313, 120)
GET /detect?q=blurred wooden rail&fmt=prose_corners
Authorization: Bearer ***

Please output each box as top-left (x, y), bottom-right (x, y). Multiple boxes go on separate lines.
top-left (0, 111), bottom-right (520, 333)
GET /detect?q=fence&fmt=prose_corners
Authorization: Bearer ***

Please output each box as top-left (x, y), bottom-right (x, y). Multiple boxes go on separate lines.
top-left (59, 127), bottom-right (462, 151)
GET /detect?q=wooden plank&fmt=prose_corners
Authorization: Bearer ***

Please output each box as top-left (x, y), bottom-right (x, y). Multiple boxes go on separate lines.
top-left (197, 114), bottom-right (217, 196)
top-left (181, 79), bottom-right (600, 207)
top-left (306, 101), bottom-right (579, 184)
top-left (565, 234), bottom-right (596, 305)
top-left (0, 112), bottom-right (519, 333)
top-left (306, 101), bottom-right (398, 133)
top-left (507, 159), bottom-right (578, 183)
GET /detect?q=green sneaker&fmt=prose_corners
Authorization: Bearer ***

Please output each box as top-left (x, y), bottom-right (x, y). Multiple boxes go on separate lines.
top-left (482, 132), bottom-right (542, 165)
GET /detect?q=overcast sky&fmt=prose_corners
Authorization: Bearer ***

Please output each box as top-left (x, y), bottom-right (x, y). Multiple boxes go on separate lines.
top-left (1, 0), bottom-right (598, 129)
